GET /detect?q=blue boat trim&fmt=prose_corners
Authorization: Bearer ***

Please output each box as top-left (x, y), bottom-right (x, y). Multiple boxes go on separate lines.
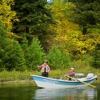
top-left (31, 74), bottom-right (97, 88)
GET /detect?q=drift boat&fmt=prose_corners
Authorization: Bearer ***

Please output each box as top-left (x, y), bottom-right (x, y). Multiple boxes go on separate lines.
top-left (31, 73), bottom-right (97, 88)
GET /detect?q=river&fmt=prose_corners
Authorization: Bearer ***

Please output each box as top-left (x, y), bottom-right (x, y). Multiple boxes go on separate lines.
top-left (0, 83), bottom-right (100, 100)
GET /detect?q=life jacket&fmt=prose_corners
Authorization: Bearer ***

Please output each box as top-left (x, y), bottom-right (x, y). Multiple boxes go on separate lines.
top-left (41, 65), bottom-right (49, 73)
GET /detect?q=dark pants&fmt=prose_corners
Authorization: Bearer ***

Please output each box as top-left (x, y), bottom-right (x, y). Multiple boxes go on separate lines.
top-left (69, 78), bottom-right (72, 80)
top-left (42, 72), bottom-right (48, 77)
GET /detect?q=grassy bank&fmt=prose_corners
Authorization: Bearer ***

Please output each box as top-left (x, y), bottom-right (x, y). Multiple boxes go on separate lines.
top-left (0, 70), bottom-right (40, 82)
top-left (0, 67), bottom-right (100, 84)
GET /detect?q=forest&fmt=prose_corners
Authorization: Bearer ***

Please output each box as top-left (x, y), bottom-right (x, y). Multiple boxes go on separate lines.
top-left (0, 0), bottom-right (100, 71)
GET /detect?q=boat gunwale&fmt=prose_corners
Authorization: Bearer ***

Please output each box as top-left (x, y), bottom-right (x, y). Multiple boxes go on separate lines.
top-left (31, 74), bottom-right (97, 83)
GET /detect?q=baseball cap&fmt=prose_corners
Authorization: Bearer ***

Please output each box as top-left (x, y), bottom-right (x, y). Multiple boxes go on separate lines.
top-left (71, 68), bottom-right (74, 70)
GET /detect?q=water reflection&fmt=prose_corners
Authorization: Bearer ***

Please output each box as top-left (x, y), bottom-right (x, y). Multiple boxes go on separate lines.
top-left (34, 87), bottom-right (97, 100)
top-left (0, 84), bottom-right (99, 100)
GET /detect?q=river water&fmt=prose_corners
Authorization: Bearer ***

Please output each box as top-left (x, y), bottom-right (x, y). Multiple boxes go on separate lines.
top-left (0, 83), bottom-right (100, 100)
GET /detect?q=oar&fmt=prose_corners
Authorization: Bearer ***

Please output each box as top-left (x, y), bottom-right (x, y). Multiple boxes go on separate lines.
top-left (60, 74), bottom-right (68, 80)
top-left (67, 76), bottom-right (96, 88)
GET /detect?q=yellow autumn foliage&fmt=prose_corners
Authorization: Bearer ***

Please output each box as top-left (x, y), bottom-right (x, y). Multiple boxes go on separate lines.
top-left (48, 1), bottom-right (100, 55)
top-left (0, 0), bottom-right (16, 37)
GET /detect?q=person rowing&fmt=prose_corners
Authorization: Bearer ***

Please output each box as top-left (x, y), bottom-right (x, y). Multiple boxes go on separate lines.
top-left (64, 68), bottom-right (75, 80)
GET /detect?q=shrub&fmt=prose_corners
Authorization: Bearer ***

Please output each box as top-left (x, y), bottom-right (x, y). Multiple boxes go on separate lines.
top-left (47, 45), bottom-right (71, 69)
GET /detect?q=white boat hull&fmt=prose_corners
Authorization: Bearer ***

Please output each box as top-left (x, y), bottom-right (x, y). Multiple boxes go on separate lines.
top-left (31, 74), bottom-right (97, 89)
top-left (34, 80), bottom-right (86, 88)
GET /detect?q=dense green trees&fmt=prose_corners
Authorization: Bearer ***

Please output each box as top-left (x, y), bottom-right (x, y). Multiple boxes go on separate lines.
top-left (0, 0), bottom-right (100, 71)
top-left (12, 0), bottom-right (54, 50)
top-left (69, 0), bottom-right (100, 34)
top-left (47, 45), bottom-right (71, 69)
top-left (0, 21), bottom-right (45, 71)
top-left (0, 21), bottom-right (26, 71)
top-left (0, 20), bottom-right (71, 71)
top-left (21, 37), bottom-right (45, 70)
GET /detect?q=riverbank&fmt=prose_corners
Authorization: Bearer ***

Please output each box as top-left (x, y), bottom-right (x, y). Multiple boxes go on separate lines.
top-left (0, 68), bottom-right (100, 84)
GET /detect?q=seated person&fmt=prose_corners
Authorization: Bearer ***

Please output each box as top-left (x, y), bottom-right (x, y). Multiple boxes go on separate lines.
top-left (65, 68), bottom-right (75, 80)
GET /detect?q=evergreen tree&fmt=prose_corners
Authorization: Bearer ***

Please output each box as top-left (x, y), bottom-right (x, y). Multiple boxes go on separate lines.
top-left (7, 40), bottom-right (27, 71)
top-left (47, 45), bottom-right (61, 69)
top-left (69, 0), bottom-right (100, 34)
top-left (47, 45), bottom-right (71, 69)
top-left (21, 36), bottom-right (28, 51)
top-left (21, 36), bottom-right (29, 59)
top-left (25, 37), bottom-right (45, 70)
top-left (0, 20), bottom-right (9, 71)
top-left (12, 0), bottom-right (54, 49)
top-left (59, 47), bottom-right (71, 68)
top-left (0, 21), bottom-right (26, 71)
